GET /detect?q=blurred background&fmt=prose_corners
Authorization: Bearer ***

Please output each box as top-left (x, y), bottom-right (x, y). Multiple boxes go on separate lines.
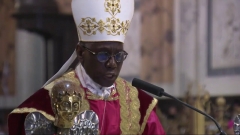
top-left (0, 0), bottom-right (240, 134)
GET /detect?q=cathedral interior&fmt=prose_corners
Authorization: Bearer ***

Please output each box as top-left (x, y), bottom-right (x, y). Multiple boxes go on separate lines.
top-left (0, 0), bottom-right (240, 134)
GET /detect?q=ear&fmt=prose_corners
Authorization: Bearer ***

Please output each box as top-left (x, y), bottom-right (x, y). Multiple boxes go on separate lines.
top-left (76, 42), bottom-right (85, 64)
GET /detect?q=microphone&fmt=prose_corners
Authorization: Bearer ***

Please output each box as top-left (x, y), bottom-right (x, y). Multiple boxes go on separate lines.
top-left (132, 78), bottom-right (227, 135)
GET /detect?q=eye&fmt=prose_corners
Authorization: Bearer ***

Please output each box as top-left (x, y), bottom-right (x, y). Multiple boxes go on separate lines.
top-left (115, 52), bottom-right (123, 62)
top-left (73, 102), bottom-right (79, 110)
top-left (97, 52), bottom-right (109, 62)
top-left (62, 102), bottom-right (70, 111)
top-left (63, 102), bottom-right (70, 107)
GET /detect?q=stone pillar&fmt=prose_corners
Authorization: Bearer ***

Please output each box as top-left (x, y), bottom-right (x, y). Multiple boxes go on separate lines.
top-left (15, 29), bottom-right (46, 104)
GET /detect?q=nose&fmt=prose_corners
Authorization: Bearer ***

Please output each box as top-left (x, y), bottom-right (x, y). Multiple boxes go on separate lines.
top-left (68, 112), bottom-right (73, 116)
top-left (106, 56), bottom-right (117, 68)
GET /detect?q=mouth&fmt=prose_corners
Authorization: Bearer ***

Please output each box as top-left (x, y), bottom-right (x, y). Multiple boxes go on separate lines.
top-left (104, 73), bottom-right (117, 80)
top-left (67, 115), bottom-right (73, 120)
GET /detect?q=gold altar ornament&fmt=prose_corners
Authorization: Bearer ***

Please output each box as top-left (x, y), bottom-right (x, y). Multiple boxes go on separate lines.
top-left (51, 80), bottom-right (82, 128)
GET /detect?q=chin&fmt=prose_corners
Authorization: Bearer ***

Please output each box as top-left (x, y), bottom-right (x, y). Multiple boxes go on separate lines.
top-left (99, 79), bottom-right (116, 87)
top-left (94, 75), bottom-right (117, 87)
top-left (100, 82), bottom-right (115, 87)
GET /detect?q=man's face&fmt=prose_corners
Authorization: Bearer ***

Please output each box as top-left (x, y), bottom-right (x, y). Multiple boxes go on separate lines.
top-left (77, 42), bottom-right (124, 87)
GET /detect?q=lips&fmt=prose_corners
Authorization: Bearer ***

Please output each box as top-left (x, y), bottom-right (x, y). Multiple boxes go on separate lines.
top-left (67, 114), bottom-right (74, 120)
top-left (104, 73), bottom-right (116, 79)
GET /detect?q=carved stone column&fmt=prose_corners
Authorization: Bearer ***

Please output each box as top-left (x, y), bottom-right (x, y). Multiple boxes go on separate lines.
top-left (13, 0), bottom-right (78, 103)
top-left (13, 0), bottom-right (78, 81)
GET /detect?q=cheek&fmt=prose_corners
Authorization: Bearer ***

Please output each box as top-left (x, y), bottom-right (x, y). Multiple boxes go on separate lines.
top-left (73, 112), bottom-right (78, 117)
top-left (118, 62), bottom-right (123, 68)
top-left (83, 54), bottom-right (97, 67)
top-left (61, 112), bottom-right (70, 120)
top-left (117, 63), bottom-right (123, 71)
top-left (84, 59), bottom-right (105, 74)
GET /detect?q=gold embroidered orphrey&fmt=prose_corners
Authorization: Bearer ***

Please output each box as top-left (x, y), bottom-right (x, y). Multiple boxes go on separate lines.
top-left (116, 78), bottom-right (141, 134)
top-left (78, 0), bottom-right (130, 36)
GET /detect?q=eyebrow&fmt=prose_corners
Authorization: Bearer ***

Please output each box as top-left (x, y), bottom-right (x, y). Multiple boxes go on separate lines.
top-left (94, 46), bottom-right (109, 49)
top-left (97, 47), bottom-right (119, 51)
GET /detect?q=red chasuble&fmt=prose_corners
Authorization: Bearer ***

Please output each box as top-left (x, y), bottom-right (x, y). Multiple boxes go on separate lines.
top-left (8, 71), bottom-right (166, 135)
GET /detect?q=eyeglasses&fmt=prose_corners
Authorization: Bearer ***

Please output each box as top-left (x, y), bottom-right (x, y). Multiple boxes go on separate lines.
top-left (82, 45), bottom-right (128, 63)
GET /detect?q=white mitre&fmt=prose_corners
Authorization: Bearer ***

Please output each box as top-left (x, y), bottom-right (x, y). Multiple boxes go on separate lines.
top-left (43, 0), bottom-right (134, 86)
top-left (72, 0), bottom-right (134, 43)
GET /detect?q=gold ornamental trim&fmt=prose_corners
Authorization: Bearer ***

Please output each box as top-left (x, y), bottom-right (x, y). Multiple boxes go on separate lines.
top-left (10, 107), bottom-right (55, 121)
top-left (116, 78), bottom-right (141, 134)
top-left (105, 0), bottom-right (121, 16)
top-left (79, 17), bottom-right (130, 36)
top-left (44, 71), bottom-right (90, 113)
top-left (78, 0), bottom-right (130, 36)
top-left (139, 98), bottom-right (158, 134)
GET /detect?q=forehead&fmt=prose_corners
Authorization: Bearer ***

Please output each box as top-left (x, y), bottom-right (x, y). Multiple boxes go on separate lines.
top-left (61, 95), bottom-right (81, 102)
top-left (85, 41), bottom-right (123, 50)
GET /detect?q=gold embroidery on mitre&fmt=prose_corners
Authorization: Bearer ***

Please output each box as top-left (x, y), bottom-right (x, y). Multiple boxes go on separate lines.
top-left (10, 107), bottom-right (55, 121)
top-left (121, 20), bottom-right (130, 35)
top-left (105, 17), bottom-right (130, 36)
top-left (79, 18), bottom-right (101, 36)
top-left (78, 0), bottom-right (130, 36)
top-left (139, 98), bottom-right (158, 134)
top-left (116, 78), bottom-right (141, 134)
top-left (104, 0), bottom-right (121, 16)
top-left (44, 71), bottom-right (90, 113)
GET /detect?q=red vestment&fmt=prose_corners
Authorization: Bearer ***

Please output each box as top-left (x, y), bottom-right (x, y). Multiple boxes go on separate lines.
top-left (8, 71), bottom-right (165, 135)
